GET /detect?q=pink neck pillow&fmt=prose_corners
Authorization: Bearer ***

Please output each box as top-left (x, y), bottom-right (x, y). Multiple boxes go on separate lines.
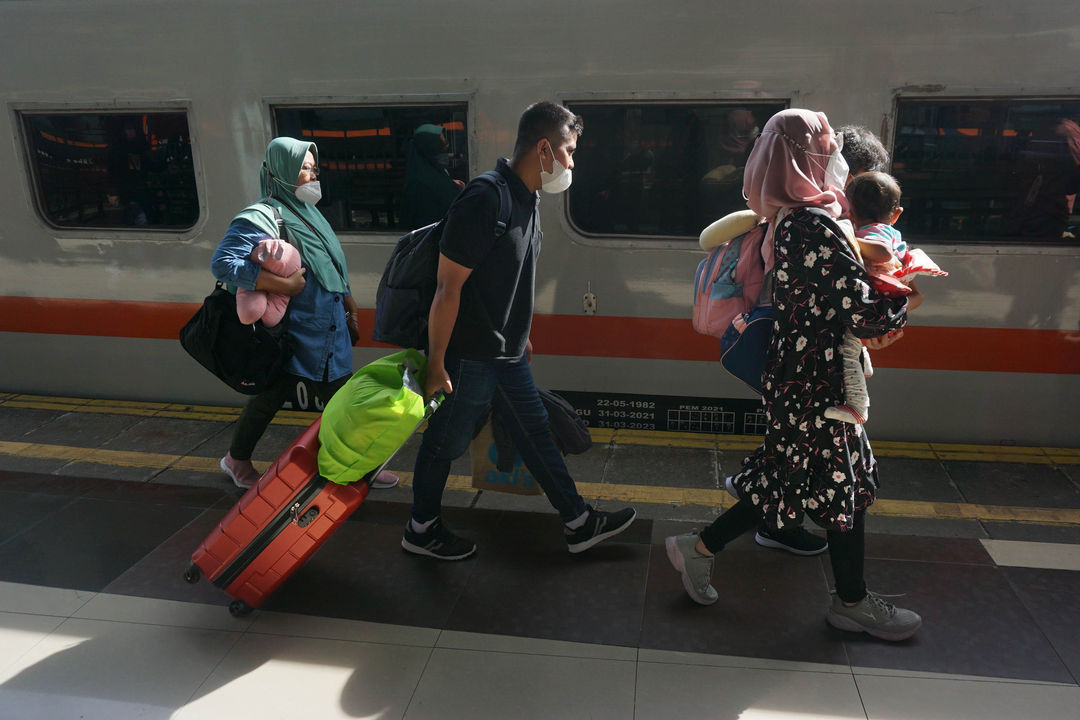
top-left (236, 238), bottom-right (302, 327)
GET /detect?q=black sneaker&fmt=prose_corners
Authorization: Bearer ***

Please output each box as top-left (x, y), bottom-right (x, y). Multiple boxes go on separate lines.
top-left (566, 505), bottom-right (637, 554)
top-left (755, 525), bottom-right (828, 556)
top-left (401, 518), bottom-right (477, 560)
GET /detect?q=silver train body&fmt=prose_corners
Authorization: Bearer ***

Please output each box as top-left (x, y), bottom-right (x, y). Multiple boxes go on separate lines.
top-left (1, 0), bottom-right (1077, 446)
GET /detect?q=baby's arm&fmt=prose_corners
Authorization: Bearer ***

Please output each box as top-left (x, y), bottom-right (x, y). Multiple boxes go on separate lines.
top-left (906, 281), bottom-right (923, 312)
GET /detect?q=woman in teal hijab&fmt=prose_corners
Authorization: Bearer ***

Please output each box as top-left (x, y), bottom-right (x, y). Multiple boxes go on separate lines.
top-left (211, 137), bottom-right (398, 489)
top-left (402, 123), bottom-right (463, 227)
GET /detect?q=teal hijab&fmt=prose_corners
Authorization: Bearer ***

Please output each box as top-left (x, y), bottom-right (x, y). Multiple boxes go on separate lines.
top-left (403, 124), bottom-right (461, 227)
top-left (234, 137), bottom-right (350, 294)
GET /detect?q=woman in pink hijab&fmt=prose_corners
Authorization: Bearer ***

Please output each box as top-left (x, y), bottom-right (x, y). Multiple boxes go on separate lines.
top-left (666, 109), bottom-right (924, 641)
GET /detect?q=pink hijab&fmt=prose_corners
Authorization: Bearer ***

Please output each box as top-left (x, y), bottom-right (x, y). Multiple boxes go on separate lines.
top-left (743, 109), bottom-right (846, 221)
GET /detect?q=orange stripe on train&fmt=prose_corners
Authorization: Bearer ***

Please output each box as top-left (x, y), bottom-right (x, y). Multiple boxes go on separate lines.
top-left (1, 296), bottom-right (1077, 374)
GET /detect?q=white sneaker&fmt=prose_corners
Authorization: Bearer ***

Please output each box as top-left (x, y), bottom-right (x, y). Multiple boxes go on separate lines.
top-left (371, 470), bottom-right (400, 490)
top-left (220, 452), bottom-right (260, 489)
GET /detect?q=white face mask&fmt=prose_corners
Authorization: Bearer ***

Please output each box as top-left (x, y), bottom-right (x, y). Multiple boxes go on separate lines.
top-left (539, 142), bottom-right (573, 194)
top-left (822, 148), bottom-right (849, 193)
top-left (806, 135), bottom-right (849, 193)
top-left (294, 180), bottom-right (322, 205)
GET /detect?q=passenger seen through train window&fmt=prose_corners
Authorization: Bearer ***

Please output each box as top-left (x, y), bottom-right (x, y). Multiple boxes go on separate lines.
top-left (274, 105), bottom-right (469, 233)
top-left (21, 111), bottom-right (198, 230)
top-left (892, 99), bottom-right (1080, 243)
top-left (402, 123), bottom-right (466, 227)
top-left (567, 102), bottom-right (787, 238)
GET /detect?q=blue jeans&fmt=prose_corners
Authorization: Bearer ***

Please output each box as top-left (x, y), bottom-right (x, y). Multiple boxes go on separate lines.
top-left (411, 355), bottom-right (588, 523)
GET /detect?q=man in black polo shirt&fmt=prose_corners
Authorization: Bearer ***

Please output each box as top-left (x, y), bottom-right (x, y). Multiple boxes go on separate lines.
top-left (402, 101), bottom-right (636, 560)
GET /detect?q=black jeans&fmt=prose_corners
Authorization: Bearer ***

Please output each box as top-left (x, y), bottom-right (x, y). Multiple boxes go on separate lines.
top-left (699, 500), bottom-right (867, 603)
top-left (229, 373), bottom-right (349, 460)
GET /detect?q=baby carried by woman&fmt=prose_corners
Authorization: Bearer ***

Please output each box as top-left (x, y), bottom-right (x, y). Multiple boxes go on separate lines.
top-left (824, 171), bottom-right (947, 424)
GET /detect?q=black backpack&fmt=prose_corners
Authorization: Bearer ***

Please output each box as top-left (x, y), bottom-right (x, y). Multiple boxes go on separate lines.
top-left (373, 171), bottom-right (512, 349)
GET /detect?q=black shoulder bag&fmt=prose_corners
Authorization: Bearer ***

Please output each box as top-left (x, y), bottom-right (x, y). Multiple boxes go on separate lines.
top-left (179, 206), bottom-right (295, 395)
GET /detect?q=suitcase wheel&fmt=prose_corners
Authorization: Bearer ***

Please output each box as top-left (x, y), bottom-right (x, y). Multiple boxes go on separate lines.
top-left (229, 599), bottom-right (254, 618)
top-left (183, 564), bottom-right (201, 584)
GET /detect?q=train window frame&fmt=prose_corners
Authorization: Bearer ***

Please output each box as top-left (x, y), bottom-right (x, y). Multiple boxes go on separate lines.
top-left (559, 97), bottom-right (791, 250)
top-left (265, 94), bottom-right (475, 242)
top-left (13, 101), bottom-right (206, 238)
top-left (888, 94), bottom-right (1080, 249)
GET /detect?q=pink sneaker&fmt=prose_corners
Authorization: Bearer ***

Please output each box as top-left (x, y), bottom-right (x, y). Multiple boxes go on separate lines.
top-left (371, 470), bottom-right (400, 490)
top-left (220, 452), bottom-right (261, 489)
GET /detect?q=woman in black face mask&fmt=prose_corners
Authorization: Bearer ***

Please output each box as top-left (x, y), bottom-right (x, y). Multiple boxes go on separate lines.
top-left (402, 123), bottom-right (464, 228)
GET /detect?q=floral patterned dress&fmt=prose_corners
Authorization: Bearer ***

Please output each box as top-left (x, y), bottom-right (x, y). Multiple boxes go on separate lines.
top-left (731, 207), bottom-right (909, 532)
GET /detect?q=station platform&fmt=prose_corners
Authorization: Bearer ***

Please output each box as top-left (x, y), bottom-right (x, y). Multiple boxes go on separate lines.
top-left (0, 392), bottom-right (1077, 719)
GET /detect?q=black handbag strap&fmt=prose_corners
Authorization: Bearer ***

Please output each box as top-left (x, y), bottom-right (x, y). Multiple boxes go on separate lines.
top-left (757, 270), bottom-right (774, 306)
top-left (263, 203), bottom-right (290, 245)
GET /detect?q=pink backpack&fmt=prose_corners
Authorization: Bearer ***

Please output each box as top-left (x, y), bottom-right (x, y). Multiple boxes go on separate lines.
top-left (692, 223), bottom-right (767, 339)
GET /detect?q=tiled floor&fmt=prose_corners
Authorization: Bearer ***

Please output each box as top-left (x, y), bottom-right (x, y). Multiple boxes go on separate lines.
top-left (0, 400), bottom-right (1078, 718)
top-left (2, 584), bottom-right (1078, 720)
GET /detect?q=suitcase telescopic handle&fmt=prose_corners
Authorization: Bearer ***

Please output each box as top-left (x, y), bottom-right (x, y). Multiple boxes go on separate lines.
top-left (425, 391), bottom-right (445, 416)
top-left (361, 390), bottom-right (445, 487)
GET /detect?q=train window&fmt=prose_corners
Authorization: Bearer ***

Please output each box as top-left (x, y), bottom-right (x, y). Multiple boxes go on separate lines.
top-left (273, 104), bottom-right (469, 233)
top-left (21, 111), bottom-right (199, 231)
top-left (566, 102), bottom-right (787, 238)
top-left (892, 98), bottom-right (1080, 243)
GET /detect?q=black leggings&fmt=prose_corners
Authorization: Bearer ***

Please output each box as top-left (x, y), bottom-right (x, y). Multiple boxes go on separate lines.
top-left (229, 373), bottom-right (349, 460)
top-left (699, 500), bottom-right (867, 604)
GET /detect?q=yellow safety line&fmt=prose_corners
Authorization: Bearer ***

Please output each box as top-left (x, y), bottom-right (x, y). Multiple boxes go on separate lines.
top-left (0, 440), bottom-right (181, 469)
top-left (3, 440), bottom-right (1080, 526)
top-left (1, 393), bottom-right (1077, 464)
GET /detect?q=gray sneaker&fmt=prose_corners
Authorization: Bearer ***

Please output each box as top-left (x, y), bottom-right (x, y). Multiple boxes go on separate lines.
top-left (826, 591), bottom-right (922, 641)
top-left (665, 533), bottom-right (718, 605)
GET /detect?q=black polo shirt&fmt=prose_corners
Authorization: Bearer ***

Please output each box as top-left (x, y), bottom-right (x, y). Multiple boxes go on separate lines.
top-left (440, 158), bottom-right (541, 360)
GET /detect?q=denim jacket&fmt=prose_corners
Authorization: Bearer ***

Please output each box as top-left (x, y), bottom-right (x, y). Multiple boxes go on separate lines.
top-left (211, 219), bottom-right (353, 382)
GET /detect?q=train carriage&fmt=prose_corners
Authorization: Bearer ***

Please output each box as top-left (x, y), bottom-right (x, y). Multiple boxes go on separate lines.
top-left (0, 0), bottom-right (1077, 446)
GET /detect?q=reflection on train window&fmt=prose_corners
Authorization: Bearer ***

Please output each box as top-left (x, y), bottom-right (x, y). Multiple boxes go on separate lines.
top-left (893, 99), bottom-right (1080, 243)
top-left (21, 112), bottom-right (198, 231)
top-left (566, 102), bottom-right (787, 238)
top-left (274, 105), bottom-right (469, 233)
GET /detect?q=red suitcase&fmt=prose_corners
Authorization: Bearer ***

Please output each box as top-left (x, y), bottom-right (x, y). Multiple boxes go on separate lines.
top-left (185, 403), bottom-right (430, 616)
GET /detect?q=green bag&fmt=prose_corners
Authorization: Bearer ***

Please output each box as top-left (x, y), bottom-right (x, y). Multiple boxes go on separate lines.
top-left (318, 349), bottom-right (428, 485)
